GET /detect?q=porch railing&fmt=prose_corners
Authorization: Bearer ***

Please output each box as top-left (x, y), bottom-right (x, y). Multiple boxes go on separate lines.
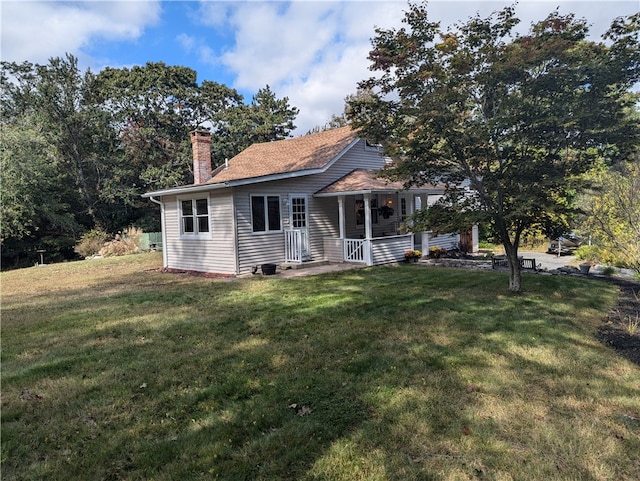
top-left (344, 239), bottom-right (367, 263)
top-left (285, 229), bottom-right (303, 263)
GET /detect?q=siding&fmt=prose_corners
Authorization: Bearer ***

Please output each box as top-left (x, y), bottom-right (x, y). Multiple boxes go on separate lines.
top-left (162, 191), bottom-right (237, 274)
top-left (371, 236), bottom-right (414, 264)
top-left (426, 233), bottom-right (460, 251)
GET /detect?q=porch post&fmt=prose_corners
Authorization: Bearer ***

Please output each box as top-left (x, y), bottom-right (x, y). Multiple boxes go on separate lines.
top-left (420, 194), bottom-right (429, 255)
top-left (364, 194), bottom-right (373, 266)
top-left (472, 224), bottom-right (479, 253)
top-left (364, 194), bottom-right (372, 240)
top-left (338, 195), bottom-right (345, 239)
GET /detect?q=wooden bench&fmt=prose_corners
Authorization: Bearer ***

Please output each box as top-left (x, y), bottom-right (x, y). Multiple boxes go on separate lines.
top-left (491, 256), bottom-right (537, 271)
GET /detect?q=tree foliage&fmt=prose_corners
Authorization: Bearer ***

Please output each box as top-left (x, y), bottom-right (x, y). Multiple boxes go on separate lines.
top-left (347, 3), bottom-right (639, 291)
top-left (583, 154), bottom-right (640, 273)
top-left (1, 56), bottom-right (298, 268)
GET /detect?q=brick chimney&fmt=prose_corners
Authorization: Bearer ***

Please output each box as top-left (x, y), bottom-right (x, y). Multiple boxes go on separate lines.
top-left (190, 129), bottom-right (212, 184)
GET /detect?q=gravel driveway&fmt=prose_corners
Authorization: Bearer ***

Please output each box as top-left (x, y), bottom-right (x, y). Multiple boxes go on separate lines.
top-left (517, 250), bottom-right (577, 271)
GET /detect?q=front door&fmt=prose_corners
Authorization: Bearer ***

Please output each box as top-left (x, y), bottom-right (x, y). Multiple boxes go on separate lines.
top-left (290, 195), bottom-right (310, 260)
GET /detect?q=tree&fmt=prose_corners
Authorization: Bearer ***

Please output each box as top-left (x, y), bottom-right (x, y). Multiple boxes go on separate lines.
top-left (1, 55), bottom-right (116, 232)
top-left (0, 117), bottom-right (82, 266)
top-left (210, 85), bottom-right (299, 160)
top-left (583, 154), bottom-right (640, 273)
top-left (306, 113), bottom-right (349, 135)
top-left (347, 4), bottom-right (639, 291)
top-left (0, 117), bottom-right (79, 241)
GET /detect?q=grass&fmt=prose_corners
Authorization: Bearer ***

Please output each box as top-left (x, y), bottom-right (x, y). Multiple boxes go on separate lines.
top-left (2, 252), bottom-right (639, 481)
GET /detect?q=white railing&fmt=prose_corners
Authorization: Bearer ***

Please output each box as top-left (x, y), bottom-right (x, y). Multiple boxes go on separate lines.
top-left (285, 229), bottom-right (303, 263)
top-left (344, 239), bottom-right (367, 263)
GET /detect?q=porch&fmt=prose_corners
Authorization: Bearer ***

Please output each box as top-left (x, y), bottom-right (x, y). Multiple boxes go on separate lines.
top-left (283, 169), bottom-right (474, 267)
top-left (322, 234), bottom-right (415, 265)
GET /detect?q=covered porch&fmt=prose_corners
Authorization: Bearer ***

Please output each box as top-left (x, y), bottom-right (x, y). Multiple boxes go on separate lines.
top-left (285, 169), bottom-right (460, 266)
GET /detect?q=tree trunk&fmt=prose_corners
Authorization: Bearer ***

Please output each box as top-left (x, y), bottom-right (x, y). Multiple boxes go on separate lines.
top-left (504, 243), bottom-right (522, 292)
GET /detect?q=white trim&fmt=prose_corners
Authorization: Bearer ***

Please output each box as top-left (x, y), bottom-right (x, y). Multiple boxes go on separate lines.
top-left (315, 187), bottom-right (445, 198)
top-left (142, 183), bottom-right (226, 198)
top-left (289, 194), bottom-right (310, 260)
top-left (177, 194), bottom-right (212, 240)
top-left (250, 194), bottom-right (283, 233)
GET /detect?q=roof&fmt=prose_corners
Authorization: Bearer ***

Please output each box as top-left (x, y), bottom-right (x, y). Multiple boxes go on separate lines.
top-left (315, 169), bottom-right (446, 196)
top-left (208, 126), bottom-right (358, 183)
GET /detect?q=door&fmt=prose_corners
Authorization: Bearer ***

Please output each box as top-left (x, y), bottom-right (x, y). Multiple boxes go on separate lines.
top-left (289, 195), bottom-right (310, 260)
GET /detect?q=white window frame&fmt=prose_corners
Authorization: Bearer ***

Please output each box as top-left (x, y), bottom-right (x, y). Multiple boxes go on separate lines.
top-left (178, 195), bottom-right (211, 240)
top-left (250, 194), bottom-right (282, 233)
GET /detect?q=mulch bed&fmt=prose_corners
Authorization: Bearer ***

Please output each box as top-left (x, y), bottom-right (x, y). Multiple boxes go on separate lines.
top-left (597, 277), bottom-right (640, 367)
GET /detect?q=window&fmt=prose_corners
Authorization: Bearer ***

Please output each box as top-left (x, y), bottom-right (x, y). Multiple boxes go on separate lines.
top-left (291, 197), bottom-right (306, 228)
top-left (355, 196), bottom-right (379, 226)
top-left (355, 199), bottom-right (365, 225)
top-left (180, 197), bottom-right (210, 238)
top-left (251, 195), bottom-right (281, 232)
top-left (400, 197), bottom-right (407, 221)
top-left (371, 197), bottom-right (379, 224)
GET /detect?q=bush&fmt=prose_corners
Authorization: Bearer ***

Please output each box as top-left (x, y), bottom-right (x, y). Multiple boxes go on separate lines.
top-left (99, 227), bottom-right (142, 257)
top-left (74, 229), bottom-right (109, 258)
top-left (575, 244), bottom-right (628, 268)
top-left (601, 266), bottom-right (616, 276)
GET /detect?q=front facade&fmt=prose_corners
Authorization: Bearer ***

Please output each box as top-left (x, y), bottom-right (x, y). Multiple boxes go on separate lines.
top-left (144, 127), bottom-right (475, 276)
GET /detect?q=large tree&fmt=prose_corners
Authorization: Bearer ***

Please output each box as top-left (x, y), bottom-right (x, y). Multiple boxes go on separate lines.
top-left (347, 4), bottom-right (639, 291)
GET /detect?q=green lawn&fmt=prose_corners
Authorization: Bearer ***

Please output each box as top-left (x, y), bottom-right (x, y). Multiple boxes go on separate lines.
top-left (2, 253), bottom-right (639, 480)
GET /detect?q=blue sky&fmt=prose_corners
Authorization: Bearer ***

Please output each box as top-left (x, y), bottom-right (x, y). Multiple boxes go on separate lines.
top-left (2, 1), bottom-right (638, 134)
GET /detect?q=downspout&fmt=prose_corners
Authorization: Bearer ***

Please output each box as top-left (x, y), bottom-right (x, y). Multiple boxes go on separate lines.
top-left (149, 196), bottom-right (168, 269)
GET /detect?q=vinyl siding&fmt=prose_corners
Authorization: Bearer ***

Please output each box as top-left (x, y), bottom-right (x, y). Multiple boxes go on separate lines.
top-left (162, 191), bottom-right (237, 274)
top-left (371, 236), bottom-right (414, 264)
top-left (427, 233), bottom-right (460, 250)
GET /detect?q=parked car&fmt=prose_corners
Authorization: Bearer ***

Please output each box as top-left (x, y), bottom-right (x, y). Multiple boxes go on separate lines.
top-left (547, 234), bottom-right (584, 254)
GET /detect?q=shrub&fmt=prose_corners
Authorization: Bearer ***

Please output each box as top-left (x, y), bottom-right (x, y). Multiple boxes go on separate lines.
top-left (74, 229), bottom-right (109, 258)
top-left (99, 227), bottom-right (142, 257)
top-left (574, 245), bottom-right (602, 264)
top-left (601, 266), bottom-right (616, 276)
top-left (575, 244), bottom-right (627, 268)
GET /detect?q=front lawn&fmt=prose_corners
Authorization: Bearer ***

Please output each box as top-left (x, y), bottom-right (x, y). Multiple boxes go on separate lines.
top-left (2, 253), bottom-right (639, 480)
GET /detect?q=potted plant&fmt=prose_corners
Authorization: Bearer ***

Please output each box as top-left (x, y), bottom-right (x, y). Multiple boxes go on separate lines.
top-left (404, 249), bottom-right (422, 262)
top-left (579, 262), bottom-right (591, 274)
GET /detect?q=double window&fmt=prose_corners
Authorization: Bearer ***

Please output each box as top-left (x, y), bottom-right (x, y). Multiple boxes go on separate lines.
top-left (251, 195), bottom-right (281, 232)
top-left (180, 197), bottom-right (210, 238)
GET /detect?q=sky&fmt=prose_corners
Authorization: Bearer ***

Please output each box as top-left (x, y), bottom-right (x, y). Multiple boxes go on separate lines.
top-left (2, 0), bottom-right (638, 135)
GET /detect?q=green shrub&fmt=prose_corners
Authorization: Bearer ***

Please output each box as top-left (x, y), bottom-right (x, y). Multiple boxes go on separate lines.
top-left (601, 265), bottom-right (616, 276)
top-left (74, 229), bottom-right (109, 258)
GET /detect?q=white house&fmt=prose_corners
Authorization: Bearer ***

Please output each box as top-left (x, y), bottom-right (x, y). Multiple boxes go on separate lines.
top-left (143, 126), bottom-right (476, 276)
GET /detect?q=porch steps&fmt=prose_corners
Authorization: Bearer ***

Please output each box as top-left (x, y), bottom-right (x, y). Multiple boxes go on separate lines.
top-left (280, 259), bottom-right (329, 271)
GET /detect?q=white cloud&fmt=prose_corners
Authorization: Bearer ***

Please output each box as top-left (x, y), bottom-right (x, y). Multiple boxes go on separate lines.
top-left (198, 0), bottom-right (637, 134)
top-left (176, 33), bottom-right (196, 53)
top-left (0, 1), bottom-right (162, 64)
top-left (3, 0), bottom-right (636, 136)
top-left (198, 1), bottom-right (407, 133)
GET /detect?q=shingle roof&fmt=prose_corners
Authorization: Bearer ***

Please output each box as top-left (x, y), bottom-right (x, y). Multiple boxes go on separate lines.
top-left (209, 126), bottom-right (358, 183)
top-left (316, 169), bottom-right (445, 195)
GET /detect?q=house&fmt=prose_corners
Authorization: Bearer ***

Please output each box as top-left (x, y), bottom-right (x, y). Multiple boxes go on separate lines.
top-left (142, 126), bottom-right (477, 276)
